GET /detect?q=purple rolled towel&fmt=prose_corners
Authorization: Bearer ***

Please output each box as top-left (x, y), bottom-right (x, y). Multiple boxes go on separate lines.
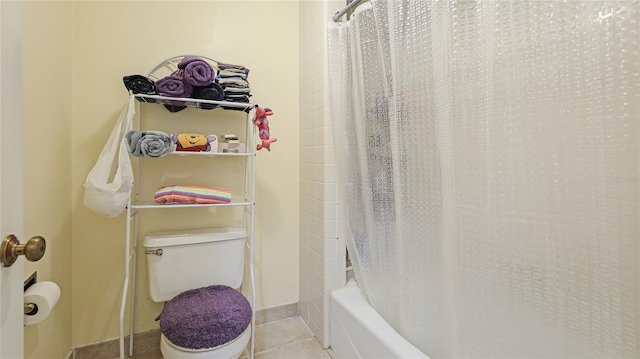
top-left (156, 75), bottom-right (193, 98)
top-left (156, 75), bottom-right (192, 112)
top-left (178, 56), bottom-right (215, 87)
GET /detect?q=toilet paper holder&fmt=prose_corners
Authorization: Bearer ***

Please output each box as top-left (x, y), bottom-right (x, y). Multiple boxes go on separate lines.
top-left (22, 278), bottom-right (61, 325)
top-left (24, 302), bottom-right (37, 315)
top-left (24, 271), bottom-right (38, 316)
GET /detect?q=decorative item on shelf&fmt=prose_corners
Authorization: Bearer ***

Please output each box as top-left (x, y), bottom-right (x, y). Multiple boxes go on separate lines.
top-left (154, 185), bottom-right (232, 205)
top-left (253, 106), bottom-right (277, 151)
top-left (222, 132), bottom-right (240, 153)
top-left (172, 133), bottom-right (218, 153)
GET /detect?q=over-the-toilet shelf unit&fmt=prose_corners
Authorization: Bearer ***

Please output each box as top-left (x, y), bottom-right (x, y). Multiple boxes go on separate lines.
top-left (119, 93), bottom-right (258, 359)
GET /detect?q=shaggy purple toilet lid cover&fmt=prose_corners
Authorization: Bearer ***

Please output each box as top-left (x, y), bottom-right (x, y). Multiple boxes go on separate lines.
top-left (160, 285), bottom-right (252, 350)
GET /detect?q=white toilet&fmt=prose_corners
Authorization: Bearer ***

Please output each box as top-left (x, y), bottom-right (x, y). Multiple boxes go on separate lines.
top-left (144, 227), bottom-right (251, 359)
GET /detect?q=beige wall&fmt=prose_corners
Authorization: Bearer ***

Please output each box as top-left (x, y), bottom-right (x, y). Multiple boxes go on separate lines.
top-left (22, 1), bottom-right (73, 358)
top-left (23, 0), bottom-right (299, 353)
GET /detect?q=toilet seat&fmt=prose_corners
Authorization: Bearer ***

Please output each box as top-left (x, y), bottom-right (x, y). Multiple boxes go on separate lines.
top-left (160, 285), bottom-right (252, 358)
top-left (160, 326), bottom-right (251, 359)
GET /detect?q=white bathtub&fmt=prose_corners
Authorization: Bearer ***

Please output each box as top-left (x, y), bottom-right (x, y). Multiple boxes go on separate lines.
top-left (330, 280), bottom-right (430, 359)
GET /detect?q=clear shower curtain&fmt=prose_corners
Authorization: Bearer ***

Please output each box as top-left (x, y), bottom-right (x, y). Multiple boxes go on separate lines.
top-left (328, 1), bottom-right (639, 358)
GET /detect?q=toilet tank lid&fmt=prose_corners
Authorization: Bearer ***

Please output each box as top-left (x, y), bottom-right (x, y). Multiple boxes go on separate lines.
top-left (143, 227), bottom-right (247, 248)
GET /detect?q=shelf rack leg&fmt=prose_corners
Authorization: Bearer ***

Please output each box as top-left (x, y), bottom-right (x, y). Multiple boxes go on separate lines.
top-left (129, 211), bottom-right (139, 356)
top-left (119, 276), bottom-right (128, 359)
top-left (248, 108), bottom-right (257, 359)
top-left (120, 205), bottom-right (133, 359)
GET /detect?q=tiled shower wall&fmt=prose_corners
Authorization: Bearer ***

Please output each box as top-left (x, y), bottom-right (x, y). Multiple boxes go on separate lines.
top-left (299, 0), bottom-right (346, 349)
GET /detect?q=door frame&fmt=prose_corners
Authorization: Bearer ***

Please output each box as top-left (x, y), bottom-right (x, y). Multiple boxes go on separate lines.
top-left (0, 0), bottom-right (25, 358)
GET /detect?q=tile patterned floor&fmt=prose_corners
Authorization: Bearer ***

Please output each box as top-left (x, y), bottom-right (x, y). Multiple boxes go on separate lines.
top-left (128, 317), bottom-right (334, 359)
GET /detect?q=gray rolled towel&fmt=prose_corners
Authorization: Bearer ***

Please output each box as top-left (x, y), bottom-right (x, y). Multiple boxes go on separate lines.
top-left (125, 130), bottom-right (174, 158)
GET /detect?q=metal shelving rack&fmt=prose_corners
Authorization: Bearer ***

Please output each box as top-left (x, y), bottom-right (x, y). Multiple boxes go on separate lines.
top-left (118, 59), bottom-right (258, 359)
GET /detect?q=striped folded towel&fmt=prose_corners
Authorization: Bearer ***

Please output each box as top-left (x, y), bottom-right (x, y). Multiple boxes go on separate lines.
top-left (154, 185), bottom-right (232, 205)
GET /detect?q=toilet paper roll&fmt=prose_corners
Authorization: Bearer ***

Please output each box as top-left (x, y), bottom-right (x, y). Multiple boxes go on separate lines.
top-left (24, 281), bottom-right (60, 325)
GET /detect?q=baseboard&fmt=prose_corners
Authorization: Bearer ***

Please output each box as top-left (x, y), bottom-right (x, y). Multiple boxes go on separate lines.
top-left (72, 330), bottom-right (160, 359)
top-left (255, 302), bottom-right (299, 325)
top-left (71, 302), bottom-right (299, 358)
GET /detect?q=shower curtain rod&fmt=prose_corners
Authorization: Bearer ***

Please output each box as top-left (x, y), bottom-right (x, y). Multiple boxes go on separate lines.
top-left (332, 0), bottom-right (369, 22)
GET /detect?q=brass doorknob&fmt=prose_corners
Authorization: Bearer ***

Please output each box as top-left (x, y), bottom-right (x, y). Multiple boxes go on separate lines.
top-left (1, 235), bottom-right (46, 267)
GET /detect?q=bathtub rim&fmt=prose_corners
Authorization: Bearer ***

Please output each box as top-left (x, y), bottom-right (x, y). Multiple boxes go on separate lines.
top-left (330, 279), bottom-right (430, 359)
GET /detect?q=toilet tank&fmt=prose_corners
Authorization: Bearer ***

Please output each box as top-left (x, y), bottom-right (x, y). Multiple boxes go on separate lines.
top-left (143, 227), bottom-right (247, 302)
